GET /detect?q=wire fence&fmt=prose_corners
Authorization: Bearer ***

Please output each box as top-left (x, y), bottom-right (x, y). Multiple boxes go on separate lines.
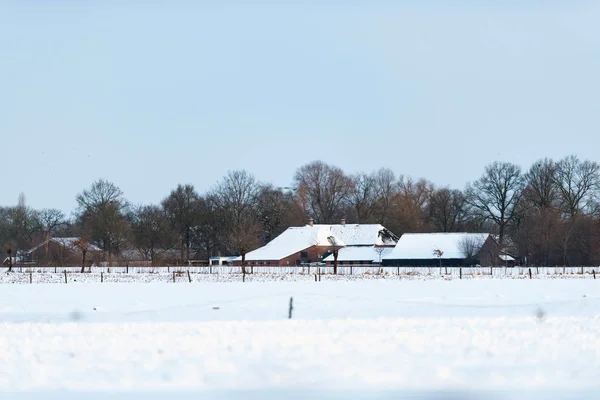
top-left (2, 264), bottom-right (599, 277)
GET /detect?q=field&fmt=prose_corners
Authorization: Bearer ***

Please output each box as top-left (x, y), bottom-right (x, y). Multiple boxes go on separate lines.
top-left (2, 278), bottom-right (600, 399)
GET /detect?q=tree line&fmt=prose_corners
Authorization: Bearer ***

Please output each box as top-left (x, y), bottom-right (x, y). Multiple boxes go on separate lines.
top-left (2, 155), bottom-right (600, 266)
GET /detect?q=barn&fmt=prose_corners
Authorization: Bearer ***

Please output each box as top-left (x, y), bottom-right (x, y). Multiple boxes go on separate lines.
top-left (382, 232), bottom-right (500, 267)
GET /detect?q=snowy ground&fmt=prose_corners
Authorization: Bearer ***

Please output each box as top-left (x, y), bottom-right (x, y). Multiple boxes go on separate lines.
top-left (2, 280), bottom-right (600, 399)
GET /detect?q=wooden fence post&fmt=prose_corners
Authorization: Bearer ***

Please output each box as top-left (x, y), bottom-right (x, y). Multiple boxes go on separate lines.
top-left (172, 271), bottom-right (175, 283)
top-left (288, 297), bottom-right (293, 319)
top-left (314, 274), bottom-right (317, 282)
top-left (529, 268), bottom-right (532, 279)
top-left (243, 271), bottom-right (246, 282)
top-left (101, 272), bottom-right (104, 283)
top-left (397, 266), bottom-right (399, 275)
top-left (350, 265), bottom-right (353, 275)
top-left (594, 270), bottom-right (596, 279)
top-left (187, 270), bottom-right (192, 283)
top-left (54, 266), bottom-right (57, 273)
top-left (490, 266), bottom-right (493, 276)
top-left (460, 267), bottom-right (462, 279)
top-left (64, 270), bottom-right (67, 284)
top-left (29, 272), bottom-right (32, 284)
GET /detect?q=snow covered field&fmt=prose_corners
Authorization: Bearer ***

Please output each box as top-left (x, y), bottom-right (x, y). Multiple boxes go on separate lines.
top-left (2, 280), bottom-right (600, 399)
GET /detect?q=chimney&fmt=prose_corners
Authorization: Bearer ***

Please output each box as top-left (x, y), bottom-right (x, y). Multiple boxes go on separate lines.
top-left (340, 218), bottom-right (346, 226)
top-left (308, 218), bottom-right (314, 227)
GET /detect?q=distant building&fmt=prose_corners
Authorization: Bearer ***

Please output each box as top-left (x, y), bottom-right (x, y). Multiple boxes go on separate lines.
top-left (233, 219), bottom-right (398, 266)
top-left (25, 237), bottom-right (104, 266)
top-left (209, 256), bottom-right (238, 266)
top-left (382, 232), bottom-right (500, 267)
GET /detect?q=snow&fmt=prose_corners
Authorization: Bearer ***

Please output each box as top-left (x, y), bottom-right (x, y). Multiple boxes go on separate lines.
top-left (322, 246), bottom-right (393, 262)
top-left (1, 278), bottom-right (600, 399)
top-left (242, 224), bottom-right (397, 261)
top-left (384, 232), bottom-right (489, 260)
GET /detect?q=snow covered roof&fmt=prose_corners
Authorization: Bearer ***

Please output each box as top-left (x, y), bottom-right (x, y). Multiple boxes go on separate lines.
top-left (383, 233), bottom-right (490, 260)
top-left (28, 237), bottom-right (103, 254)
top-left (499, 254), bottom-right (515, 261)
top-left (241, 224), bottom-right (398, 261)
top-left (323, 246), bottom-right (393, 263)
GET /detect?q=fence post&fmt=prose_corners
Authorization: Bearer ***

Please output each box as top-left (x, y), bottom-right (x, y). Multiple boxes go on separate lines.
top-left (460, 267), bottom-right (462, 279)
top-left (315, 274), bottom-right (317, 282)
top-left (172, 271), bottom-right (175, 283)
top-left (29, 272), bottom-right (32, 284)
top-left (529, 268), bottom-right (532, 279)
top-left (490, 266), bottom-right (493, 276)
top-left (397, 266), bottom-right (399, 275)
top-left (101, 272), bottom-right (104, 283)
top-left (350, 265), bottom-right (353, 275)
top-left (288, 297), bottom-right (293, 319)
top-left (581, 266), bottom-right (584, 275)
top-left (243, 271), bottom-right (246, 282)
top-left (594, 270), bottom-right (596, 280)
top-left (64, 270), bottom-right (67, 284)
top-left (126, 265), bottom-right (129, 274)
top-left (54, 266), bottom-right (57, 273)
top-left (187, 270), bottom-right (192, 283)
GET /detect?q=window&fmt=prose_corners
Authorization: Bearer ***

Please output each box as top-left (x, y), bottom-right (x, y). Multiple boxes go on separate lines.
top-left (300, 251), bottom-right (308, 258)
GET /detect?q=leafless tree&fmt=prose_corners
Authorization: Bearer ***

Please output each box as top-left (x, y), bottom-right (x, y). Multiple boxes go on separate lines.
top-left (465, 162), bottom-right (524, 245)
top-left (373, 168), bottom-right (397, 225)
top-left (72, 237), bottom-right (91, 273)
top-left (327, 236), bottom-right (344, 274)
top-left (213, 170), bottom-right (262, 270)
top-left (458, 235), bottom-right (485, 266)
top-left (348, 172), bottom-right (377, 223)
top-left (374, 246), bottom-right (387, 263)
top-left (294, 161), bottom-right (352, 223)
top-left (130, 205), bottom-right (177, 265)
top-left (256, 185), bottom-right (305, 243)
top-left (75, 179), bottom-right (129, 263)
top-left (427, 188), bottom-right (466, 232)
top-left (554, 155), bottom-right (600, 218)
top-left (389, 176), bottom-right (433, 234)
top-left (39, 208), bottom-right (66, 241)
top-left (162, 184), bottom-right (200, 261)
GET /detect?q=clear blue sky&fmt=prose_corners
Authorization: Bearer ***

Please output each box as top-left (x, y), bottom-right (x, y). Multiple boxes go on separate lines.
top-left (1, 1), bottom-right (599, 214)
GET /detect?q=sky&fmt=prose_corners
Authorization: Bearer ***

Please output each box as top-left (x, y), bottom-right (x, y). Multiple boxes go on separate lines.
top-left (1, 1), bottom-right (599, 214)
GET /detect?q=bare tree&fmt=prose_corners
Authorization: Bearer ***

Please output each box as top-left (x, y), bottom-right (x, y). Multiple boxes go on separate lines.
top-left (327, 236), bottom-right (344, 274)
top-left (39, 208), bottom-right (67, 244)
top-left (294, 161), bottom-right (352, 223)
top-left (256, 185), bottom-right (305, 243)
top-left (554, 155), bottom-right (600, 218)
top-left (427, 188), bottom-right (466, 232)
top-left (75, 179), bottom-right (129, 263)
top-left (390, 176), bottom-right (433, 234)
top-left (373, 168), bottom-right (397, 225)
top-left (162, 184), bottom-right (200, 261)
top-left (458, 235), bottom-right (485, 266)
top-left (213, 170), bottom-right (262, 270)
top-left (130, 205), bottom-right (177, 265)
top-left (348, 172), bottom-right (377, 223)
top-left (465, 162), bottom-right (524, 245)
top-left (72, 237), bottom-right (90, 273)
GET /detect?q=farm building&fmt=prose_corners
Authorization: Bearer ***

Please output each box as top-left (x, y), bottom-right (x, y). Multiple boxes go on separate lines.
top-left (322, 246), bottom-right (393, 266)
top-left (382, 232), bottom-right (500, 267)
top-left (233, 220), bottom-right (398, 266)
top-left (24, 237), bottom-right (104, 266)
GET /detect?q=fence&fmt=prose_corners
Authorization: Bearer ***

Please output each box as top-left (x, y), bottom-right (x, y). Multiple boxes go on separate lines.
top-left (2, 264), bottom-right (599, 277)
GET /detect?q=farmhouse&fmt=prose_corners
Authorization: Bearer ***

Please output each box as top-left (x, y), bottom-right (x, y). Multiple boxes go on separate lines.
top-left (25, 237), bottom-right (104, 266)
top-left (382, 232), bottom-right (500, 267)
top-left (234, 220), bottom-right (398, 266)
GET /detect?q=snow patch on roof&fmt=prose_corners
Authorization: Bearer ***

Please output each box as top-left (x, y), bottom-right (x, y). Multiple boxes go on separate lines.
top-left (384, 233), bottom-right (490, 260)
top-left (243, 224), bottom-right (397, 261)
